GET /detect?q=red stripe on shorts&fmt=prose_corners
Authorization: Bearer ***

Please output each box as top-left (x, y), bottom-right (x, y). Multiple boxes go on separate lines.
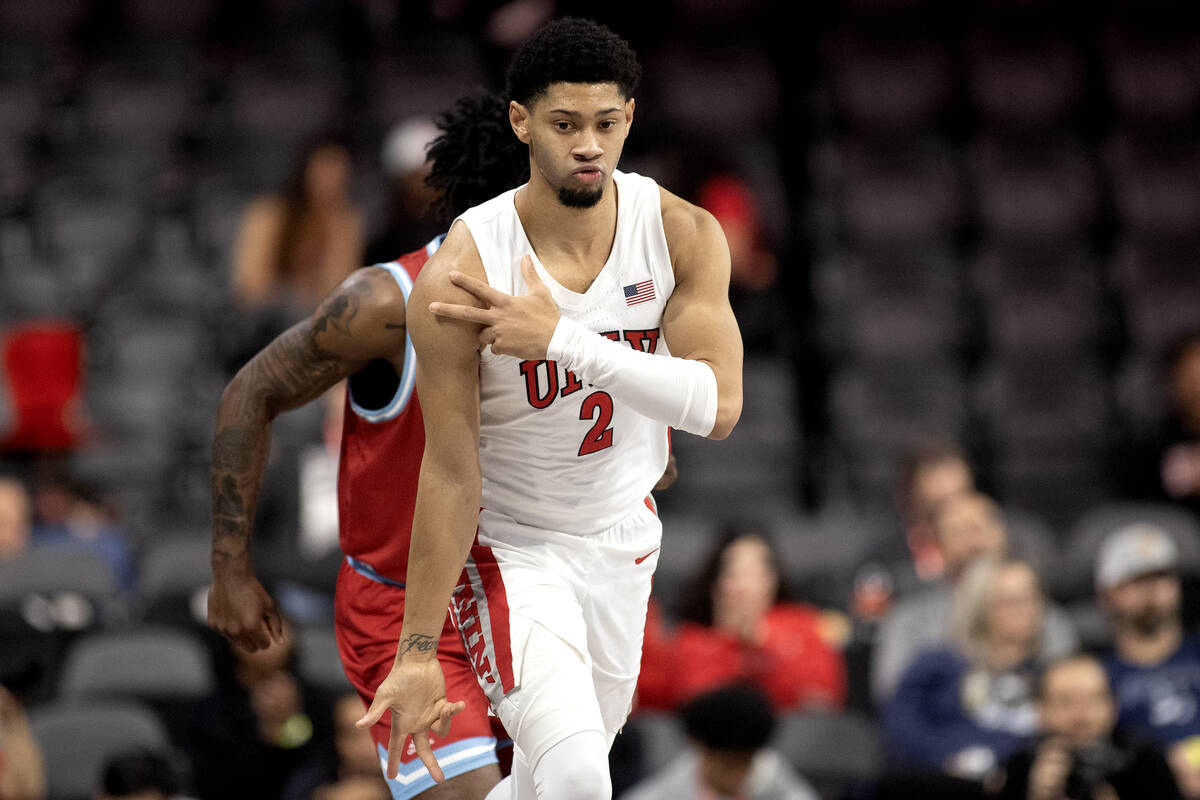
top-left (471, 540), bottom-right (515, 693)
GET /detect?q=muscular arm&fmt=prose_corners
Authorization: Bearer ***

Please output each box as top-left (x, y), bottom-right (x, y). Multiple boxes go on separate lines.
top-left (356, 222), bottom-right (487, 780)
top-left (393, 224), bottom-right (485, 656)
top-left (658, 190), bottom-right (744, 439)
top-left (209, 267), bottom-right (406, 650)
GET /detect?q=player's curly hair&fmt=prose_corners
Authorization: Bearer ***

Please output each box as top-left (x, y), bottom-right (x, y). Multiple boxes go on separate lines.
top-left (425, 90), bottom-right (529, 224)
top-left (503, 17), bottom-right (641, 108)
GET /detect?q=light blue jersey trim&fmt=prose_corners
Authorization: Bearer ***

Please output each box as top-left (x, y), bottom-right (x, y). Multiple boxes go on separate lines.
top-left (346, 556), bottom-right (405, 589)
top-left (348, 260), bottom-right (417, 423)
top-left (377, 735), bottom-right (498, 799)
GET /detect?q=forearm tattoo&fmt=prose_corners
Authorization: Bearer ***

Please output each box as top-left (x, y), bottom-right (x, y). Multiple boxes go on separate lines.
top-left (211, 279), bottom-right (372, 565)
top-left (397, 634), bottom-right (438, 658)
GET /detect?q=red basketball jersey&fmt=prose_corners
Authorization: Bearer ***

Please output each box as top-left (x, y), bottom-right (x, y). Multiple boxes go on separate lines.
top-left (336, 238), bottom-right (441, 583)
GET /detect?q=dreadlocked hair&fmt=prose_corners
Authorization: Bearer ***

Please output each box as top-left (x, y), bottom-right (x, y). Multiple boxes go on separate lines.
top-left (425, 90), bottom-right (529, 224)
top-left (504, 17), bottom-right (641, 108)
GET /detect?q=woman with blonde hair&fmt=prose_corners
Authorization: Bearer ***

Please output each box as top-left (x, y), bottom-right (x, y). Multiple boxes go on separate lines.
top-left (882, 557), bottom-right (1051, 791)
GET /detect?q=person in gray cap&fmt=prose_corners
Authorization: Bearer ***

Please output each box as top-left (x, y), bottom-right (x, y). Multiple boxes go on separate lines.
top-left (1098, 523), bottom-right (1200, 799)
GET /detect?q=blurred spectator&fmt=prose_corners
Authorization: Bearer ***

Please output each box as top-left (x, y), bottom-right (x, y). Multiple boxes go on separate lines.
top-left (0, 474), bottom-right (31, 561)
top-left (883, 558), bottom-right (1047, 784)
top-left (696, 173), bottom-right (789, 356)
top-left (853, 439), bottom-right (976, 618)
top-left (1097, 523), bottom-right (1200, 798)
top-left (187, 617), bottom-right (334, 800)
top-left (29, 466), bottom-right (135, 593)
top-left (0, 685), bottom-right (45, 800)
top-left (873, 491), bottom-right (1079, 703)
top-left (990, 654), bottom-right (1183, 800)
top-left (232, 133), bottom-right (364, 315)
top-left (364, 117), bottom-right (443, 265)
top-left (638, 525), bottom-right (847, 711)
top-left (281, 692), bottom-right (389, 800)
top-left (95, 749), bottom-right (187, 800)
top-left (1147, 331), bottom-right (1200, 520)
top-left (620, 683), bottom-right (818, 800)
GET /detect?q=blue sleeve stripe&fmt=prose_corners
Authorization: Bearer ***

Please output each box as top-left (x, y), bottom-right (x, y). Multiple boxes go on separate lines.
top-left (348, 261), bottom-right (417, 423)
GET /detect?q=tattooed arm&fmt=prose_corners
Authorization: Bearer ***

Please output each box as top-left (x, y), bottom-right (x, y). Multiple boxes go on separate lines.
top-left (209, 267), bottom-right (407, 652)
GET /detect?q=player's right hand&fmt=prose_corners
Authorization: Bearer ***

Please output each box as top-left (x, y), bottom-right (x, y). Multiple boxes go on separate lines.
top-left (357, 657), bottom-right (465, 782)
top-left (207, 569), bottom-right (284, 652)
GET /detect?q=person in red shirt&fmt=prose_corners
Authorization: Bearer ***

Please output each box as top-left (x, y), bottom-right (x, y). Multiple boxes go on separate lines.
top-left (639, 526), bottom-right (848, 711)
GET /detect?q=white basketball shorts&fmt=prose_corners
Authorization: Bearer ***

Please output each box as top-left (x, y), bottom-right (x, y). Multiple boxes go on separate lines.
top-left (451, 498), bottom-right (661, 771)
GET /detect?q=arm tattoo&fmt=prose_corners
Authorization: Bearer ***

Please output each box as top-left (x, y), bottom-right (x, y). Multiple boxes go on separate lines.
top-left (211, 276), bottom-right (376, 567)
top-left (397, 634), bottom-right (438, 658)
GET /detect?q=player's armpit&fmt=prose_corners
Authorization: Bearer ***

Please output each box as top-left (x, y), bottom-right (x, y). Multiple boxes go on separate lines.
top-left (660, 193), bottom-right (744, 439)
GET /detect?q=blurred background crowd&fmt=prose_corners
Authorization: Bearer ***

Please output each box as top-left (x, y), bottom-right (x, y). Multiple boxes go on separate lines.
top-left (1, 0), bottom-right (1200, 798)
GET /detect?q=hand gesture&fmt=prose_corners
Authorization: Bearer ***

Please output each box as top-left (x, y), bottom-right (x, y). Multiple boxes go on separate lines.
top-left (1029, 738), bottom-right (1072, 800)
top-left (356, 651), bottom-right (465, 782)
top-left (429, 255), bottom-right (561, 359)
top-left (208, 568), bottom-right (284, 652)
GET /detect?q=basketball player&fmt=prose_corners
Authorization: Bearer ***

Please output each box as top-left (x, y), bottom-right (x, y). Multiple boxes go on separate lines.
top-left (356, 17), bottom-right (743, 800)
top-left (208, 92), bottom-right (566, 799)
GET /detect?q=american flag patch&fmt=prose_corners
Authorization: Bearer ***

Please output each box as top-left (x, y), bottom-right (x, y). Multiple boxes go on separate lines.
top-left (623, 280), bottom-right (655, 306)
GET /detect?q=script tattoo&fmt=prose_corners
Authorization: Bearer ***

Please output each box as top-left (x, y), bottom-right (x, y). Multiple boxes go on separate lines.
top-left (397, 634), bottom-right (438, 658)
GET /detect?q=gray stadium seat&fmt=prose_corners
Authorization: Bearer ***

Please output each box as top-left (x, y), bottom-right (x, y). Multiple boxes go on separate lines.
top-left (824, 33), bottom-right (954, 131)
top-left (1102, 31), bottom-right (1200, 124)
top-left (296, 625), bottom-right (352, 693)
top-left (970, 135), bottom-right (1099, 242)
top-left (966, 33), bottom-right (1087, 130)
top-left (30, 700), bottom-right (170, 800)
top-left (836, 145), bottom-right (963, 247)
top-left (622, 711), bottom-right (687, 776)
top-left (772, 710), bottom-right (883, 792)
top-left (57, 626), bottom-right (216, 701)
top-left (0, 547), bottom-right (117, 618)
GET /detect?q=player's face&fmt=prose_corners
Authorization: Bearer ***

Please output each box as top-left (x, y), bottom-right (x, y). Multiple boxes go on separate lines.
top-left (512, 82), bottom-right (634, 209)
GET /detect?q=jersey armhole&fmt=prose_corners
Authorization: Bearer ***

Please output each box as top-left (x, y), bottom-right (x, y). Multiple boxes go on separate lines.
top-left (346, 259), bottom-right (420, 423)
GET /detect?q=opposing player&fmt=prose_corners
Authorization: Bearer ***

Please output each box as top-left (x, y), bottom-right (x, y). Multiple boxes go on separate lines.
top-left (358, 17), bottom-right (743, 800)
top-left (209, 92), bottom-right (533, 799)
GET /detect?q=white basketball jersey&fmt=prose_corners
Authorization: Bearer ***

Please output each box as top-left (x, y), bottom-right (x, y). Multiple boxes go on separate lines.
top-left (456, 170), bottom-right (674, 534)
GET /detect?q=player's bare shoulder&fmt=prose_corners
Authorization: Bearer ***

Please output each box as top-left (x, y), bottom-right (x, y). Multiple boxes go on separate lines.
top-left (308, 265), bottom-right (408, 360)
top-left (409, 221), bottom-right (488, 311)
top-left (657, 186), bottom-right (730, 280)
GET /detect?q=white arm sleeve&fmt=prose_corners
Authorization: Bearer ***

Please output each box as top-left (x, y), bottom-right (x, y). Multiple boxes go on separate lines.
top-left (546, 317), bottom-right (719, 436)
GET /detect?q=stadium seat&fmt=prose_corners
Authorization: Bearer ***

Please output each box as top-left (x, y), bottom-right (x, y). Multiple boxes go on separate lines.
top-left (295, 625), bottom-right (352, 694)
top-left (969, 134), bottom-right (1099, 243)
top-left (0, 547), bottom-right (117, 617)
top-left (648, 43), bottom-right (780, 141)
top-left (30, 699), bottom-right (171, 800)
top-left (772, 710), bottom-right (883, 797)
top-left (1102, 30), bottom-right (1200, 125)
top-left (57, 626), bottom-right (216, 702)
top-left (965, 33), bottom-right (1087, 130)
top-left (622, 710), bottom-right (687, 776)
top-left (823, 33), bottom-right (954, 132)
top-left (835, 144), bottom-right (963, 247)
top-left (137, 535), bottom-right (212, 626)
top-left (968, 244), bottom-right (1104, 359)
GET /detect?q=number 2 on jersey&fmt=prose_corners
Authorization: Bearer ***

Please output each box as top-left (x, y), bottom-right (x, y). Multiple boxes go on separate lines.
top-left (578, 391), bottom-right (614, 456)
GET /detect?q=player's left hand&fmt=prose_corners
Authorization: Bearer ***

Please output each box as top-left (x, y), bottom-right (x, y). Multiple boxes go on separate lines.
top-left (430, 255), bottom-right (560, 359)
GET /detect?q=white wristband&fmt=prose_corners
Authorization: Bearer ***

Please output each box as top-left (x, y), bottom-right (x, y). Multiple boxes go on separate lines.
top-left (547, 317), bottom-right (719, 436)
